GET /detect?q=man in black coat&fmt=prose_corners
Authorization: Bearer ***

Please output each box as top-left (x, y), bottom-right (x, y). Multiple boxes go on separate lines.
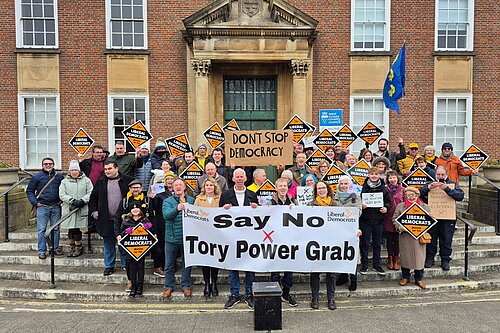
top-left (89, 161), bottom-right (133, 275)
top-left (219, 168), bottom-right (259, 310)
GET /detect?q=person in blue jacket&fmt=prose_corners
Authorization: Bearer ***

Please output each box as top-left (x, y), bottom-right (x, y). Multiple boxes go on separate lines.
top-left (162, 179), bottom-right (195, 298)
top-left (26, 157), bottom-right (64, 259)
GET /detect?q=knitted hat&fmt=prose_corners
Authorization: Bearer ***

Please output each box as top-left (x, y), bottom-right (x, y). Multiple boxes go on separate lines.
top-left (197, 143), bottom-right (207, 150)
top-left (301, 174), bottom-right (318, 186)
top-left (281, 170), bottom-right (293, 181)
top-left (441, 142), bottom-right (453, 151)
top-left (155, 138), bottom-right (166, 149)
top-left (163, 171), bottom-right (176, 181)
top-left (126, 198), bottom-right (147, 214)
top-left (68, 160), bottom-right (80, 171)
top-left (372, 156), bottom-right (390, 169)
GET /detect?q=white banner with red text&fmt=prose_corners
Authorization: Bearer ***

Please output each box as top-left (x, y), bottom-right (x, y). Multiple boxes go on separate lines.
top-left (182, 204), bottom-right (359, 274)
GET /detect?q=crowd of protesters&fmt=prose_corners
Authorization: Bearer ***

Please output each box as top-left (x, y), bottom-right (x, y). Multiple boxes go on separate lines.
top-left (26, 136), bottom-right (473, 309)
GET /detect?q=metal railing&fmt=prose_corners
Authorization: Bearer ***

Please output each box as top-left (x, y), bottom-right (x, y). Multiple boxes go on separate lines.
top-left (456, 215), bottom-right (476, 281)
top-left (44, 207), bottom-right (79, 289)
top-left (1, 172), bottom-right (33, 242)
top-left (468, 174), bottom-right (500, 235)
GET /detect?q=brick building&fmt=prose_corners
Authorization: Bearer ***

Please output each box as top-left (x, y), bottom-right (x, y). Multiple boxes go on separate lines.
top-left (0, 0), bottom-right (498, 170)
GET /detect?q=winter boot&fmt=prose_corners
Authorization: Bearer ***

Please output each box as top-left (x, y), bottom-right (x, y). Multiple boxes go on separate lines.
top-left (67, 240), bottom-right (75, 257)
top-left (393, 256), bottom-right (400, 270)
top-left (388, 256), bottom-right (394, 270)
top-left (136, 284), bottom-right (143, 296)
top-left (73, 241), bottom-right (83, 257)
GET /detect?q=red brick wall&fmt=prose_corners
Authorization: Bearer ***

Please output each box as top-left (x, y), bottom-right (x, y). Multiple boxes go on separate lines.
top-left (0, 0), bottom-right (498, 170)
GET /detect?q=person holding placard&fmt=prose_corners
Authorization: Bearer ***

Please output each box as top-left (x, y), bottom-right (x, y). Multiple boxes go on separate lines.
top-left (314, 159), bottom-right (331, 180)
top-left (359, 167), bottom-right (391, 276)
top-left (420, 166), bottom-right (465, 270)
top-left (384, 170), bottom-right (404, 271)
top-left (414, 156), bottom-right (436, 179)
top-left (194, 177), bottom-right (221, 298)
top-left (310, 180), bottom-right (338, 310)
top-left (334, 175), bottom-right (362, 291)
top-left (435, 142), bottom-right (477, 184)
top-left (116, 198), bottom-right (154, 297)
top-left (392, 187), bottom-right (430, 289)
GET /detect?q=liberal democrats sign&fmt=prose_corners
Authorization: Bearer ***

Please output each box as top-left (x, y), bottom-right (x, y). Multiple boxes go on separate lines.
top-left (182, 204), bottom-right (359, 274)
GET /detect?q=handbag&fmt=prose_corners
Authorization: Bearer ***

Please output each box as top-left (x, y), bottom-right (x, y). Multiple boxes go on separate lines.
top-left (30, 175), bottom-right (57, 219)
top-left (419, 232), bottom-right (432, 244)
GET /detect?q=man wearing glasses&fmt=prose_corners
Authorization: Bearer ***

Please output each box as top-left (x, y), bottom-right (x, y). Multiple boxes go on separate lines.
top-left (435, 142), bottom-right (477, 183)
top-left (26, 158), bottom-right (64, 259)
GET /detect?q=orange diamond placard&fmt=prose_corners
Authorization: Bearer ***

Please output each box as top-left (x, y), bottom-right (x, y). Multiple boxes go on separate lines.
top-left (460, 144), bottom-right (489, 170)
top-left (403, 168), bottom-right (435, 189)
top-left (357, 122), bottom-right (383, 145)
top-left (223, 119), bottom-right (240, 132)
top-left (396, 203), bottom-right (437, 240)
top-left (335, 124), bottom-right (358, 149)
top-left (347, 159), bottom-right (370, 186)
top-left (122, 120), bottom-right (153, 148)
top-left (166, 133), bottom-right (192, 157)
top-left (283, 114), bottom-right (311, 143)
top-left (256, 179), bottom-right (277, 205)
top-left (69, 128), bottom-right (94, 155)
top-left (178, 161), bottom-right (204, 191)
top-left (118, 223), bottom-right (158, 261)
top-left (306, 149), bottom-right (332, 170)
top-left (322, 164), bottom-right (349, 193)
top-left (313, 129), bottom-right (338, 152)
top-left (203, 122), bottom-right (225, 149)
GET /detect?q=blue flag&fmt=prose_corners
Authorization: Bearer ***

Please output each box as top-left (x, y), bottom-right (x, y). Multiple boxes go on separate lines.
top-left (383, 43), bottom-right (406, 114)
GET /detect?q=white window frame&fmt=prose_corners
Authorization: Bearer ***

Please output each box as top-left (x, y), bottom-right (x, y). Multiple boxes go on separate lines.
top-left (108, 95), bottom-right (150, 154)
top-left (18, 94), bottom-right (61, 169)
top-left (15, 0), bottom-right (59, 49)
top-left (435, 0), bottom-right (474, 51)
top-left (106, 0), bottom-right (148, 49)
top-left (433, 93), bottom-right (473, 158)
top-left (351, 0), bottom-right (391, 51)
top-left (349, 95), bottom-right (390, 155)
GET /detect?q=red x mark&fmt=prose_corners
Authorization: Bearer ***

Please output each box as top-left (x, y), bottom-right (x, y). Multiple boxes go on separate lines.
top-left (263, 230), bottom-right (275, 243)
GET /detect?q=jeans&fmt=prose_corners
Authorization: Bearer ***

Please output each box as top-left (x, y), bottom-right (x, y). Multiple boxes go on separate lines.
top-left (402, 267), bottom-right (424, 282)
top-left (229, 270), bottom-right (255, 297)
top-left (36, 205), bottom-right (61, 254)
top-left (310, 273), bottom-right (336, 300)
top-left (426, 220), bottom-right (456, 264)
top-left (360, 222), bottom-right (384, 269)
top-left (271, 272), bottom-right (293, 292)
top-left (164, 242), bottom-right (191, 290)
top-left (102, 236), bottom-right (117, 269)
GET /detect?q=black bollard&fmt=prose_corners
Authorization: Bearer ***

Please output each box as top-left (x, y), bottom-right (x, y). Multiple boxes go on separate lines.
top-left (253, 281), bottom-right (282, 331)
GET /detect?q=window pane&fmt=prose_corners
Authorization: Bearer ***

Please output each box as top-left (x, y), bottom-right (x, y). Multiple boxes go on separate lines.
top-left (123, 21), bottom-right (132, 33)
top-left (123, 34), bottom-right (133, 46)
top-left (111, 21), bottom-right (122, 33)
top-left (46, 33), bottom-right (55, 46)
top-left (133, 6), bottom-right (143, 19)
top-left (122, 6), bottom-right (132, 19)
top-left (124, 99), bottom-right (134, 111)
top-left (134, 21), bottom-right (143, 33)
top-left (44, 4), bottom-right (54, 17)
top-left (114, 112), bottom-right (124, 125)
top-left (134, 34), bottom-right (144, 47)
top-left (135, 98), bottom-right (145, 111)
top-left (33, 5), bottom-right (43, 17)
top-left (112, 34), bottom-right (122, 47)
top-left (111, 5), bottom-right (121, 18)
top-left (45, 20), bottom-right (55, 32)
top-left (34, 19), bottom-right (45, 32)
top-left (113, 98), bottom-right (123, 111)
top-left (22, 4), bottom-right (31, 17)
top-left (35, 33), bottom-right (45, 45)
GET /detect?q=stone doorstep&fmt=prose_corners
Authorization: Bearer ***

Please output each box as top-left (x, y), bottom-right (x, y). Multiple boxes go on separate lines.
top-left (0, 257), bottom-right (500, 285)
top-left (1, 275), bottom-right (500, 303)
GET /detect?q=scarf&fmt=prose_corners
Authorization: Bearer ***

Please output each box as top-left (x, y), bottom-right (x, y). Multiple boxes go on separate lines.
top-left (404, 198), bottom-right (421, 208)
top-left (315, 195), bottom-right (332, 206)
top-left (367, 178), bottom-right (381, 189)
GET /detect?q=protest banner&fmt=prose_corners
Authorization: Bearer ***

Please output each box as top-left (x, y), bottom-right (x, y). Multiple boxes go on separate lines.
top-left (322, 164), bottom-right (349, 193)
top-left (460, 144), bottom-right (489, 170)
top-left (118, 223), bottom-right (158, 261)
top-left (362, 192), bottom-right (384, 208)
top-left (347, 159), bottom-right (370, 186)
top-left (357, 122), bottom-right (383, 145)
top-left (122, 120), bottom-right (153, 148)
top-left (335, 124), bottom-right (357, 149)
top-left (428, 184), bottom-right (456, 220)
top-left (69, 128), bottom-right (94, 155)
top-left (403, 168), bottom-right (435, 189)
top-left (306, 149), bottom-right (332, 170)
top-left (178, 161), bottom-right (204, 191)
top-left (256, 180), bottom-right (276, 206)
top-left (223, 119), bottom-right (240, 132)
top-left (165, 133), bottom-right (192, 157)
top-left (313, 129), bottom-right (338, 152)
top-left (296, 186), bottom-right (314, 206)
top-left (395, 203), bottom-right (437, 240)
top-left (182, 204), bottom-right (359, 273)
top-left (203, 122), bottom-right (225, 149)
top-left (283, 114), bottom-right (311, 143)
top-left (225, 130), bottom-right (293, 166)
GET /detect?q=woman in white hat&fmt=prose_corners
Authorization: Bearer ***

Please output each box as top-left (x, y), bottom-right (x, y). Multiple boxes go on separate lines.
top-left (59, 160), bottom-right (93, 257)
